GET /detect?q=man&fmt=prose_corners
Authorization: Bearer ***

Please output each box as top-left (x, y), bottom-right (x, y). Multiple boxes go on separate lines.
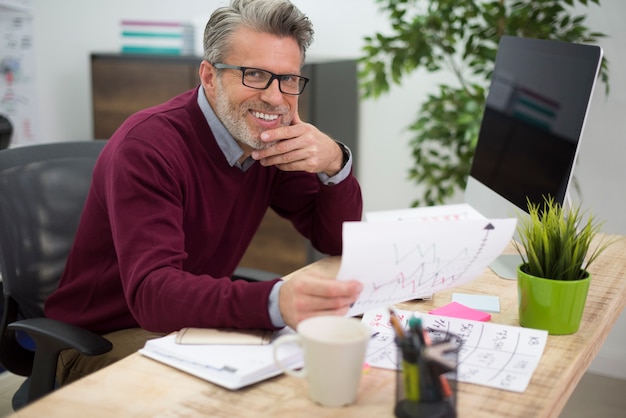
top-left (44, 0), bottom-right (363, 385)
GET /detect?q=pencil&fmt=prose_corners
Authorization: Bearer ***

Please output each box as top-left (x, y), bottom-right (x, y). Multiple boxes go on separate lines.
top-left (388, 307), bottom-right (405, 339)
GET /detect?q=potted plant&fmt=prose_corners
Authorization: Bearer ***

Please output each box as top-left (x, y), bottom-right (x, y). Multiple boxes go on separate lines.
top-left (513, 196), bottom-right (615, 335)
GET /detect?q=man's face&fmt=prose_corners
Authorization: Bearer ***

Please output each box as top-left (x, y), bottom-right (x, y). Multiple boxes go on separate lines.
top-left (203, 27), bottom-right (302, 150)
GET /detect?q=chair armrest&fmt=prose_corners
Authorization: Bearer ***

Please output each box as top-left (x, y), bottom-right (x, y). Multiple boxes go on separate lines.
top-left (232, 267), bottom-right (281, 282)
top-left (9, 317), bottom-right (112, 356)
top-left (8, 317), bottom-right (112, 403)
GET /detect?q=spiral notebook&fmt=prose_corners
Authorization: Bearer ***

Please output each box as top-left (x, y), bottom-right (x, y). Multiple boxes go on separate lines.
top-left (139, 327), bottom-right (302, 390)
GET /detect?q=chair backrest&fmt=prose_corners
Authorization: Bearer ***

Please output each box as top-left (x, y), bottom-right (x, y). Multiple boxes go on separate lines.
top-left (0, 141), bottom-right (105, 373)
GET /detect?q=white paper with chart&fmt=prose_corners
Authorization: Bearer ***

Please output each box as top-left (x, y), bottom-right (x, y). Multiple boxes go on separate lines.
top-left (337, 217), bottom-right (517, 317)
top-left (362, 309), bottom-right (548, 393)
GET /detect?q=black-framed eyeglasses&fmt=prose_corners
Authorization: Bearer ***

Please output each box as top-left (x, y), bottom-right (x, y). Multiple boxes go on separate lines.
top-left (212, 63), bottom-right (309, 95)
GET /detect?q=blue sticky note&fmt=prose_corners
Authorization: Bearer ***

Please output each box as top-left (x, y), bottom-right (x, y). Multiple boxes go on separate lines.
top-left (452, 293), bottom-right (501, 313)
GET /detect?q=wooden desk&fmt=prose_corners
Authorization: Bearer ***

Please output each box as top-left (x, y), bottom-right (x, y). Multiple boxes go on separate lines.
top-left (12, 236), bottom-right (626, 417)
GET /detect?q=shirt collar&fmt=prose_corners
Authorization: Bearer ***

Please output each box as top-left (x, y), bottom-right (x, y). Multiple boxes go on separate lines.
top-left (196, 86), bottom-right (255, 171)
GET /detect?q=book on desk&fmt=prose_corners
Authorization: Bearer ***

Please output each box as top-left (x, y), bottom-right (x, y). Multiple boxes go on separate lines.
top-left (139, 327), bottom-right (302, 390)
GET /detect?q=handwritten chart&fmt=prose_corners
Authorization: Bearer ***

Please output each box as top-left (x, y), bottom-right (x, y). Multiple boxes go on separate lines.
top-left (337, 216), bottom-right (516, 316)
top-left (362, 309), bottom-right (548, 393)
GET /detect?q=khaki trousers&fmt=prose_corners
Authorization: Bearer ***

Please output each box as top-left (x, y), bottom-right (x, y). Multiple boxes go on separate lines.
top-left (56, 328), bottom-right (165, 386)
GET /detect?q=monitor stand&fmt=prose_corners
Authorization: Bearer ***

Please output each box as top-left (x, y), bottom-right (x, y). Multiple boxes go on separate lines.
top-left (489, 254), bottom-right (522, 280)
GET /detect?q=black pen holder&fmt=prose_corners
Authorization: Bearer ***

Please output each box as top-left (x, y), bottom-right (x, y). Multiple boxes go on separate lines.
top-left (394, 333), bottom-right (461, 418)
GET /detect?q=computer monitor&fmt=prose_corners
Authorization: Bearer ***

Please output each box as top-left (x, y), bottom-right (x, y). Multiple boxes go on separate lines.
top-left (464, 36), bottom-right (603, 279)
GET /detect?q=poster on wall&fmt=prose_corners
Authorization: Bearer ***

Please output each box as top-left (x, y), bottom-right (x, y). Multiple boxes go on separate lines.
top-left (0, 0), bottom-right (37, 147)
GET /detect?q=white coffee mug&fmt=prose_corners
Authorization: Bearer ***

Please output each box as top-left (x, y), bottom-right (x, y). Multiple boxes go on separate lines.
top-left (272, 316), bottom-right (371, 407)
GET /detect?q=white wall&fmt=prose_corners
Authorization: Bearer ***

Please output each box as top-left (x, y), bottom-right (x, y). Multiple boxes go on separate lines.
top-left (28, 0), bottom-right (626, 378)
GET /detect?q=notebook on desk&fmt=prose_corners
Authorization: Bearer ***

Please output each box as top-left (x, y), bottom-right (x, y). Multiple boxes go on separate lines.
top-left (139, 327), bottom-right (302, 390)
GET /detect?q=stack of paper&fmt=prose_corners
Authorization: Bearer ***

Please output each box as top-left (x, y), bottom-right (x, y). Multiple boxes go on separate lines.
top-left (120, 20), bottom-right (195, 55)
top-left (139, 328), bottom-right (303, 390)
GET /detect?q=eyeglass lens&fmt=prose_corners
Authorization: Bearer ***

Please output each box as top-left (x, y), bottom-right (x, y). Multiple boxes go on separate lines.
top-left (242, 68), bottom-right (306, 95)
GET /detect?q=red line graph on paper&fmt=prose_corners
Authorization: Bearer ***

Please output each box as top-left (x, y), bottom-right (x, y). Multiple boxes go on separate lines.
top-left (349, 223), bottom-right (497, 312)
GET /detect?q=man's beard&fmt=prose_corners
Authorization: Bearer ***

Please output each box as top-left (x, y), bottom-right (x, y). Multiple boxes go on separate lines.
top-left (214, 84), bottom-right (291, 150)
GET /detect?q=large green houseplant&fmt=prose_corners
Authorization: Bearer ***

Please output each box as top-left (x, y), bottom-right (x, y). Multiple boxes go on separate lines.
top-left (359, 0), bottom-right (609, 206)
top-left (513, 196), bottom-right (615, 334)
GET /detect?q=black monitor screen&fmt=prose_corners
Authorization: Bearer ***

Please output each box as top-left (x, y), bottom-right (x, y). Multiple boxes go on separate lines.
top-left (469, 36), bottom-right (602, 211)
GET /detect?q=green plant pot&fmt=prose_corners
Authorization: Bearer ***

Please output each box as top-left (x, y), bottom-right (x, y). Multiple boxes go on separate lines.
top-left (517, 265), bottom-right (590, 335)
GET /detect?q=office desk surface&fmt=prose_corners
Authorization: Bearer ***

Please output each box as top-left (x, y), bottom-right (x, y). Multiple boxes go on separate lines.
top-left (12, 236), bottom-right (626, 418)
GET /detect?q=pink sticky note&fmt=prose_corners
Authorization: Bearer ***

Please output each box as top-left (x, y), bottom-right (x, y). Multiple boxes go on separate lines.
top-left (429, 301), bottom-right (491, 322)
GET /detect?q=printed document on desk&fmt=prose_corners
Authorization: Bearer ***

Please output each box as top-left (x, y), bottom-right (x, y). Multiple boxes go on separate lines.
top-left (338, 207), bottom-right (516, 317)
top-left (362, 308), bottom-right (548, 393)
top-left (139, 328), bottom-right (302, 390)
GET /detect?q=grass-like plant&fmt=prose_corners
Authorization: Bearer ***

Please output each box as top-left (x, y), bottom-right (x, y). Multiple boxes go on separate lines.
top-left (514, 196), bottom-right (615, 281)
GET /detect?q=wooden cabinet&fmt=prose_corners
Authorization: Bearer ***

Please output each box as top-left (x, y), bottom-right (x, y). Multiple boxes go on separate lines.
top-left (91, 54), bottom-right (200, 139)
top-left (91, 53), bottom-right (358, 275)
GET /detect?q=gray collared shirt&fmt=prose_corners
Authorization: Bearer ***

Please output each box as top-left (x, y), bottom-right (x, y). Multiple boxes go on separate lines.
top-left (196, 86), bottom-right (354, 328)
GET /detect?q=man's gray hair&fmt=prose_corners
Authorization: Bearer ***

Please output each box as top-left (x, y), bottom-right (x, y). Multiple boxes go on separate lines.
top-left (203, 0), bottom-right (314, 65)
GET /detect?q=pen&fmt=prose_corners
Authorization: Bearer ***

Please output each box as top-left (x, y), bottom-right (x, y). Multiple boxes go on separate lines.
top-left (438, 372), bottom-right (453, 399)
top-left (399, 338), bottom-right (421, 402)
top-left (408, 316), bottom-right (425, 345)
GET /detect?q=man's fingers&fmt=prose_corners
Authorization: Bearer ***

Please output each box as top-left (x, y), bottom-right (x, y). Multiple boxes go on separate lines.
top-left (260, 124), bottom-right (302, 143)
top-left (279, 276), bottom-right (363, 328)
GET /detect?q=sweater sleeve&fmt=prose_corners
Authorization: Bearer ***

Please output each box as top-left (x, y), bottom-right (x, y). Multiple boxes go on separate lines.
top-left (271, 166), bottom-right (363, 256)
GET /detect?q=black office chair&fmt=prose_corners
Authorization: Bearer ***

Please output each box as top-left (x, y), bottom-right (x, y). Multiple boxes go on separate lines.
top-left (0, 141), bottom-right (113, 408)
top-left (0, 140), bottom-right (279, 409)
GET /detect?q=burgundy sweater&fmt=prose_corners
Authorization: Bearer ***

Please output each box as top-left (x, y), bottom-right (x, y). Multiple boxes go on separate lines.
top-left (44, 88), bottom-right (362, 334)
